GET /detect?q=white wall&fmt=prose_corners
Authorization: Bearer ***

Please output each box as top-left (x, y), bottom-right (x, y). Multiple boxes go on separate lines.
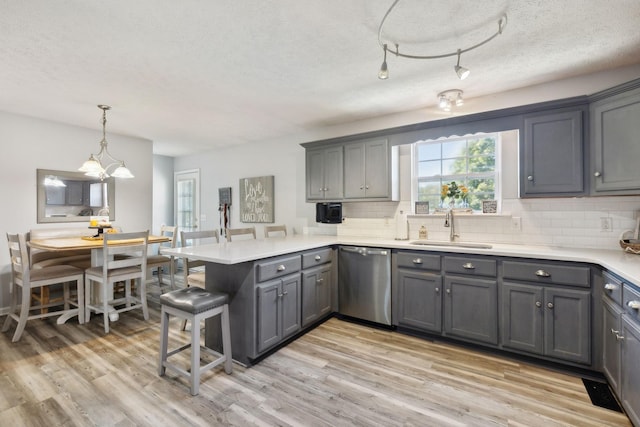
top-left (152, 154), bottom-right (175, 234)
top-left (0, 111), bottom-right (153, 308)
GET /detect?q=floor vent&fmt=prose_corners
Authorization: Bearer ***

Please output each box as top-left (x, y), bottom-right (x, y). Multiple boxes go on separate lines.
top-left (582, 378), bottom-right (623, 413)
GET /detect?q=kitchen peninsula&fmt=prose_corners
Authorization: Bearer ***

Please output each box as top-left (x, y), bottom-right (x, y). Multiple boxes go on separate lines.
top-left (164, 235), bottom-right (640, 425)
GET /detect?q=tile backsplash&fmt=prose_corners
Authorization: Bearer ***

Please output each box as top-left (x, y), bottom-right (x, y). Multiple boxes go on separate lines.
top-left (334, 196), bottom-right (640, 250)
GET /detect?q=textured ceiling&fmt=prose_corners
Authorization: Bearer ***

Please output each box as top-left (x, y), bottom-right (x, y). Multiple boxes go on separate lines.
top-left (1, 0), bottom-right (640, 157)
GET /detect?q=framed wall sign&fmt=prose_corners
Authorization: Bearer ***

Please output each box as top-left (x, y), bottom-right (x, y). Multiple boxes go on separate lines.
top-left (482, 200), bottom-right (498, 214)
top-left (415, 201), bottom-right (430, 214)
top-left (239, 175), bottom-right (274, 223)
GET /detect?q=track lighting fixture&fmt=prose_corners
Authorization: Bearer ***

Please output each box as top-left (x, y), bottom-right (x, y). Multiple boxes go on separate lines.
top-left (377, 0), bottom-right (507, 80)
top-left (437, 89), bottom-right (464, 112)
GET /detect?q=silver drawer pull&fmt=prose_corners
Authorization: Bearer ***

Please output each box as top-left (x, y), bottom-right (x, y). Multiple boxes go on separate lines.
top-left (462, 263), bottom-right (475, 269)
top-left (412, 258), bottom-right (423, 264)
top-left (277, 265), bottom-right (286, 272)
top-left (535, 269), bottom-right (550, 277)
top-left (547, 302), bottom-right (554, 309)
top-left (535, 301), bottom-right (542, 307)
top-left (628, 300), bottom-right (640, 310)
top-left (616, 334), bottom-right (625, 341)
top-left (314, 255), bottom-right (322, 261)
top-left (317, 278), bottom-right (323, 283)
top-left (604, 283), bottom-right (618, 291)
top-left (435, 287), bottom-right (439, 293)
top-left (611, 328), bottom-right (620, 335)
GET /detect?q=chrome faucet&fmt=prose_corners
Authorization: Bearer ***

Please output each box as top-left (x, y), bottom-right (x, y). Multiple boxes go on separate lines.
top-left (444, 208), bottom-right (459, 242)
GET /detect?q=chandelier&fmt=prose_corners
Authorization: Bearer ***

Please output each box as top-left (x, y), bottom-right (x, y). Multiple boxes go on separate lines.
top-left (79, 105), bottom-right (134, 180)
top-left (377, 0), bottom-right (507, 80)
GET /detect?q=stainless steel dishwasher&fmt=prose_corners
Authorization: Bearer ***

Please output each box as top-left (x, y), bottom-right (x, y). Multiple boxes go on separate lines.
top-left (338, 246), bottom-right (391, 325)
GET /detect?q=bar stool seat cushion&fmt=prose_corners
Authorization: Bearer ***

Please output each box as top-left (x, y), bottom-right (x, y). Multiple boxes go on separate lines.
top-left (160, 287), bottom-right (228, 314)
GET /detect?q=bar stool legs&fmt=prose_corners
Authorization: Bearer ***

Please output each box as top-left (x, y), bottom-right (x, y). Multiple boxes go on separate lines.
top-left (158, 287), bottom-right (232, 395)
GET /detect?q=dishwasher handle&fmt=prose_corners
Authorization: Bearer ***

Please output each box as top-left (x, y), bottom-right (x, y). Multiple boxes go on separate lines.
top-left (340, 246), bottom-right (388, 256)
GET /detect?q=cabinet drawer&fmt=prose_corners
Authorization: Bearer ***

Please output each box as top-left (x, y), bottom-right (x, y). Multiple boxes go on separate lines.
top-left (603, 271), bottom-right (623, 306)
top-left (257, 255), bottom-right (301, 282)
top-left (502, 260), bottom-right (590, 288)
top-left (444, 256), bottom-right (496, 277)
top-left (302, 248), bottom-right (332, 269)
top-left (623, 284), bottom-right (640, 323)
top-left (397, 252), bottom-right (440, 271)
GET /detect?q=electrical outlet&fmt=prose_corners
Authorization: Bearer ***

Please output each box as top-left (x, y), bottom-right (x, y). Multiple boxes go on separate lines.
top-left (511, 216), bottom-right (521, 231)
top-left (600, 217), bottom-right (612, 232)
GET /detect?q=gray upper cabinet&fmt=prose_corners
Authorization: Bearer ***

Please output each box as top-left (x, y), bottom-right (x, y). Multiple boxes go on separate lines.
top-left (521, 108), bottom-right (586, 197)
top-left (344, 138), bottom-right (390, 199)
top-left (306, 146), bottom-right (343, 200)
top-left (591, 83), bottom-right (640, 194)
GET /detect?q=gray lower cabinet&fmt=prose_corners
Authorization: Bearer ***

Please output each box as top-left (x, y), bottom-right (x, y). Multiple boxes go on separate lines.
top-left (396, 269), bottom-right (442, 333)
top-left (521, 107), bottom-right (586, 197)
top-left (256, 274), bottom-right (301, 353)
top-left (443, 255), bottom-right (498, 345)
top-left (602, 297), bottom-right (623, 395)
top-left (591, 82), bottom-right (640, 194)
top-left (301, 265), bottom-right (332, 327)
top-left (502, 282), bottom-right (591, 364)
top-left (621, 315), bottom-right (640, 426)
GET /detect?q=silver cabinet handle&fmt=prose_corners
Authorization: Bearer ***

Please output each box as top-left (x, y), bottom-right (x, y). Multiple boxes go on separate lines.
top-left (462, 263), bottom-right (475, 269)
top-left (446, 288), bottom-right (451, 294)
top-left (365, 185), bottom-right (369, 189)
top-left (277, 293), bottom-right (283, 298)
top-left (314, 255), bottom-right (321, 261)
top-left (360, 185), bottom-right (364, 190)
top-left (628, 300), bottom-right (640, 310)
top-left (535, 301), bottom-right (542, 307)
top-left (616, 333), bottom-right (625, 341)
top-left (604, 283), bottom-right (618, 291)
top-left (277, 265), bottom-right (286, 272)
top-left (594, 171), bottom-right (602, 177)
top-left (611, 328), bottom-right (620, 335)
top-left (535, 269), bottom-right (550, 277)
top-left (316, 278), bottom-right (323, 283)
top-left (412, 258), bottom-right (423, 264)
top-left (547, 302), bottom-right (554, 309)
top-left (283, 290), bottom-right (288, 295)
top-left (435, 287), bottom-right (439, 293)
top-left (527, 176), bottom-right (533, 181)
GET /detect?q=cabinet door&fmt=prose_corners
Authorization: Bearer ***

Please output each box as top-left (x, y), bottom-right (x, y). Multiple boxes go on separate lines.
top-left (397, 269), bottom-right (442, 333)
top-left (302, 268), bottom-right (320, 327)
top-left (444, 276), bottom-right (498, 344)
top-left (317, 267), bottom-right (332, 318)
top-left (281, 275), bottom-right (301, 339)
top-left (257, 280), bottom-right (282, 353)
top-left (592, 87), bottom-right (640, 193)
top-left (621, 316), bottom-right (640, 427)
top-left (363, 139), bottom-right (389, 198)
top-left (65, 181), bottom-right (85, 205)
top-left (602, 298), bottom-right (622, 395)
top-left (344, 143), bottom-right (365, 198)
top-left (306, 149), bottom-right (325, 200)
top-left (522, 109), bottom-right (585, 196)
top-left (543, 287), bottom-right (591, 364)
top-left (323, 146), bottom-right (344, 200)
top-left (501, 282), bottom-right (544, 355)
top-left (45, 186), bottom-right (66, 205)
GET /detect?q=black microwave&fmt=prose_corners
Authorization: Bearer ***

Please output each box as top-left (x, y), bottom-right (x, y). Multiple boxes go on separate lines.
top-left (316, 202), bottom-right (342, 224)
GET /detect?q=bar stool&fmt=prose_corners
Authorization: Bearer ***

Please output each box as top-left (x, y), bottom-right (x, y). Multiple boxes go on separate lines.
top-left (158, 287), bottom-right (233, 395)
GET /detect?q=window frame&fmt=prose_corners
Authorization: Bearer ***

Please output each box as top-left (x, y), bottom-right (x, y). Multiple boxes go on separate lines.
top-left (411, 132), bottom-right (502, 213)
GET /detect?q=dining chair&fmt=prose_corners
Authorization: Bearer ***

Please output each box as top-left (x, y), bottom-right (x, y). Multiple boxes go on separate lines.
top-left (264, 224), bottom-right (287, 238)
top-left (3, 233), bottom-right (85, 342)
top-left (146, 225), bottom-right (177, 292)
top-left (180, 230), bottom-right (219, 289)
top-left (225, 226), bottom-right (256, 242)
top-left (84, 230), bottom-right (149, 334)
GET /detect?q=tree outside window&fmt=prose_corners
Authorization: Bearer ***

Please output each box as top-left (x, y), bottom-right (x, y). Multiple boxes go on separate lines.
top-left (414, 134), bottom-right (498, 212)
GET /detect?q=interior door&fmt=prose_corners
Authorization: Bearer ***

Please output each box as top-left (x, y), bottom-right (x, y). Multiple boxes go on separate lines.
top-left (174, 169), bottom-right (200, 239)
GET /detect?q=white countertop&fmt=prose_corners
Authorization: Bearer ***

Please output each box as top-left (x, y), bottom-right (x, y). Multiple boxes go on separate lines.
top-left (162, 235), bottom-right (640, 285)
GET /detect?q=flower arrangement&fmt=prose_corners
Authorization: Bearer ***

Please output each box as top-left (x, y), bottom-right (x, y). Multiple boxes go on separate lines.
top-left (441, 181), bottom-right (468, 206)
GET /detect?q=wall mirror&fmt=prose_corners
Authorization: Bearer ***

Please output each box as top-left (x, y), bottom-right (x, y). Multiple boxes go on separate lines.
top-left (37, 169), bottom-right (116, 223)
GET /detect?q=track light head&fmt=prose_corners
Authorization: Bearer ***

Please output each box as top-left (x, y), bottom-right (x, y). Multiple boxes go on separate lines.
top-left (378, 44), bottom-right (389, 80)
top-left (455, 49), bottom-right (470, 80)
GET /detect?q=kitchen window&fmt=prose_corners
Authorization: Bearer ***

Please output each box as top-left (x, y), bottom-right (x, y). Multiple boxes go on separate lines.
top-left (412, 133), bottom-right (500, 213)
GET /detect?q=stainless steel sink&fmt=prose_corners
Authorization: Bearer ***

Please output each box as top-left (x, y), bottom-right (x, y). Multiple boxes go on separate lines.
top-left (410, 241), bottom-right (493, 249)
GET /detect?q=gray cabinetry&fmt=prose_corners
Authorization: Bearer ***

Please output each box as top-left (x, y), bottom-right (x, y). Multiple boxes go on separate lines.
top-left (443, 255), bottom-right (498, 345)
top-left (395, 252), bottom-right (442, 333)
top-left (621, 283), bottom-right (640, 426)
top-left (301, 248), bottom-right (333, 327)
top-left (65, 181), bottom-right (86, 205)
top-left (501, 260), bottom-right (591, 365)
top-left (306, 146), bottom-right (343, 200)
top-left (343, 138), bottom-right (390, 199)
top-left (591, 83), bottom-right (640, 194)
top-left (45, 185), bottom-right (66, 205)
top-left (521, 108), bottom-right (586, 196)
top-left (602, 297), bottom-right (622, 395)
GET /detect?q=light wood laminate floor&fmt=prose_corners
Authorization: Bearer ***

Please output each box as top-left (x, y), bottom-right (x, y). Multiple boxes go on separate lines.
top-left (0, 299), bottom-right (631, 426)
